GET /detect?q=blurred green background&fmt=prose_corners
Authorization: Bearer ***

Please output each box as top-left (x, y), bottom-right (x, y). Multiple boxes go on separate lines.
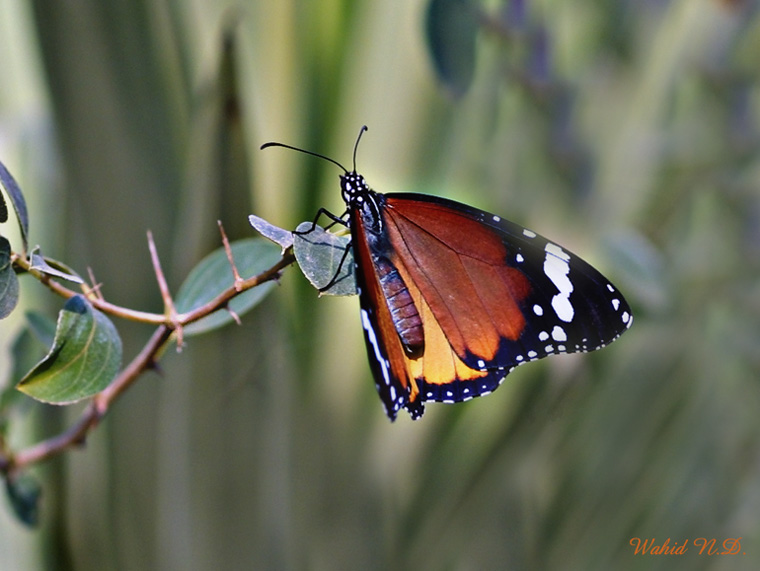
top-left (1, 0), bottom-right (759, 569)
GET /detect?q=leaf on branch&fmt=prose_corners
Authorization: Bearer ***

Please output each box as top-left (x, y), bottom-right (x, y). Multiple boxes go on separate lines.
top-left (293, 222), bottom-right (357, 296)
top-left (4, 473), bottom-right (42, 527)
top-left (0, 160), bottom-right (30, 252)
top-left (12, 312), bottom-right (57, 388)
top-left (1, 314), bottom-right (56, 420)
top-left (16, 295), bottom-right (123, 404)
top-left (174, 238), bottom-right (281, 336)
top-left (23, 310), bottom-right (58, 349)
top-left (29, 247), bottom-right (85, 284)
top-left (0, 189), bottom-right (7, 222)
top-left (248, 214), bottom-right (294, 252)
top-left (0, 236), bottom-right (20, 319)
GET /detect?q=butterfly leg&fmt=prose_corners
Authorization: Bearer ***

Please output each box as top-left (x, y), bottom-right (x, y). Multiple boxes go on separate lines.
top-left (293, 208), bottom-right (349, 236)
top-left (317, 240), bottom-right (354, 293)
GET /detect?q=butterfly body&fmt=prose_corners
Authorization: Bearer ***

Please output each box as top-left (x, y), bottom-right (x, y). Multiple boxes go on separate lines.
top-left (262, 129), bottom-right (633, 421)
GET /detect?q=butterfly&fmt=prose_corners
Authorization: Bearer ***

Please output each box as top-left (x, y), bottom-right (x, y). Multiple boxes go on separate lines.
top-left (262, 126), bottom-right (633, 421)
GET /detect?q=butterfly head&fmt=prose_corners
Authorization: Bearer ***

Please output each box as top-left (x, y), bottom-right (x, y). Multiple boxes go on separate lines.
top-left (340, 171), bottom-right (370, 204)
top-left (340, 171), bottom-right (384, 234)
top-left (261, 124), bottom-right (371, 206)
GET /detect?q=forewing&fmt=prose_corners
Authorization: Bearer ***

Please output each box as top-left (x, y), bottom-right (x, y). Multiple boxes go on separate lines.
top-left (383, 194), bottom-right (633, 371)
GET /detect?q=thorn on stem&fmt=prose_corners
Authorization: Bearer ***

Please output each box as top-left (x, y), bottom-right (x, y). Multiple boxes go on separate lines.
top-left (147, 230), bottom-right (184, 350)
top-left (72, 433), bottom-right (89, 448)
top-left (226, 304), bottom-right (242, 326)
top-left (218, 220), bottom-right (243, 290)
top-left (85, 267), bottom-right (105, 300)
top-left (148, 360), bottom-right (164, 376)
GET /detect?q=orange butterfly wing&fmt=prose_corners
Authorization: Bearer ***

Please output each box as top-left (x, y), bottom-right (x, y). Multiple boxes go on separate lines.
top-left (351, 192), bottom-right (631, 420)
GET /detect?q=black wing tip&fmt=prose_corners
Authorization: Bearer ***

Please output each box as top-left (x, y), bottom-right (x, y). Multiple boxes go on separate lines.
top-left (405, 400), bottom-right (425, 420)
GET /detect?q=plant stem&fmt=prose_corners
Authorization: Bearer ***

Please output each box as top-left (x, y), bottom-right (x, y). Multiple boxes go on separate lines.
top-left (2, 249), bottom-right (295, 474)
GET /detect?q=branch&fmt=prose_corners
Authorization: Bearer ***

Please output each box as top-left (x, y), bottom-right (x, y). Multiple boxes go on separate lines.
top-left (11, 253), bottom-right (168, 324)
top-left (3, 248), bottom-right (296, 474)
top-left (10, 325), bottom-right (172, 469)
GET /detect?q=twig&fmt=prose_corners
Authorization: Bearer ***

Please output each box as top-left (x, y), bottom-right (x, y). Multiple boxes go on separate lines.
top-left (11, 324), bottom-right (172, 469)
top-left (3, 247), bottom-right (296, 475)
top-left (12, 253), bottom-right (167, 324)
top-left (147, 230), bottom-right (183, 349)
top-left (218, 221), bottom-right (243, 290)
top-left (86, 267), bottom-right (104, 301)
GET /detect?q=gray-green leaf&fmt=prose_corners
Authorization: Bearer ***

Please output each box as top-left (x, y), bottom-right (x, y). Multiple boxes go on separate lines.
top-left (248, 214), bottom-right (294, 252)
top-left (0, 160), bottom-right (30, 251)
top-left (0, 236), bottom-right (19, 319)
top-left (29, 247), bottom-right (84, 283)
top-left (293, 222), bottom-right (356, 296)
top-left (5, 473), bottom-right (41, 527)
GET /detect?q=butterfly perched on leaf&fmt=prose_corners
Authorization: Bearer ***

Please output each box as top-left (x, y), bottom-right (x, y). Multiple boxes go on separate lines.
top-left (261, 127), bottom-right (633, 421)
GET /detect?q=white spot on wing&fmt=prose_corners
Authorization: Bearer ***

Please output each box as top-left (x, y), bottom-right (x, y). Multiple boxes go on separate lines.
top-left (552, 296), bottom-right (574, 322)
top-left (543, 243), bottom-right (574, 322)
top-left (545, 242), bottom-right (571, 261)
top-left (533, 304), bottom-right (543, 316)
top-left (523, 229), bottom-right (537, 238)
top-left (551, 325), bottom-right (567, 342)
top-left (361, 309), bottom-right (391, 386)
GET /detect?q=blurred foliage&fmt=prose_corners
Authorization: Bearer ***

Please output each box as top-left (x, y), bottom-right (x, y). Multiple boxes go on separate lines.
top-left (0, 0), bottom-right (758, 569)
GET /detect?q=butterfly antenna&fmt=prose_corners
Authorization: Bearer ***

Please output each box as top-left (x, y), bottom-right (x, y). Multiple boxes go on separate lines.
top-left (352, 125), bottom-right (368, 172)
top-left (260, 141), bottom-right (348, 173)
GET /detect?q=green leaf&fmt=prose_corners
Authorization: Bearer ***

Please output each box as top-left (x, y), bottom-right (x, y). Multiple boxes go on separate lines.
top-left (29, 247), bottom-right (84, 284)
top-left (0, 236), bottom-right (12, 272)
top-left (248, 214), bottom-right (294, 252)
top-left (0, 160), bottom-right (30, 252)
top-left (17, 295), bottom-right (123, 404)
top-left (2, 313), bottom-right (55, 410)
top-left (5, 473), bottom-right (42, 527)
top-left (0, 236), bottom-right (19, 319)
top-left (0, 190), bottom-right (7, 222)
top-left (293, 222), bottom-right (356, 296)
top-left (11, 312), bottom-right (57, 387)
top-left (174, 238), bottom-right (281, 336)
top-left (425, 0), bottom-right (479, 97)
top-left (1, 326), bottom-right (46, 420)
top-left (24, 310), bottom-right (58, 348)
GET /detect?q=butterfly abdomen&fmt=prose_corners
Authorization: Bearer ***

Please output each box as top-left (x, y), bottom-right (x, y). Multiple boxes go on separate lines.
top-left (375, 256), bottom-right (424, 356)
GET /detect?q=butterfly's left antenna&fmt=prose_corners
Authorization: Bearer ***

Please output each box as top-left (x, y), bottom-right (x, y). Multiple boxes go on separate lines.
top-left (260, 126), bottom-right (370, 174)
top-left (260, 140), bottom-right (349, 173)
